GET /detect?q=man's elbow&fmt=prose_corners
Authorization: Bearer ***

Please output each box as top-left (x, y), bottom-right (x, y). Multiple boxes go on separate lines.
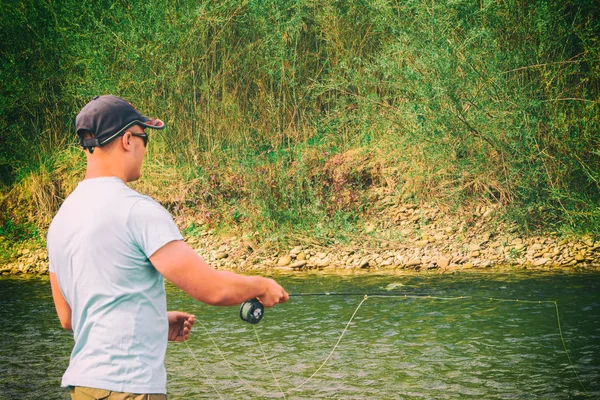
top-left (59, 318), bottom-right (72, 330)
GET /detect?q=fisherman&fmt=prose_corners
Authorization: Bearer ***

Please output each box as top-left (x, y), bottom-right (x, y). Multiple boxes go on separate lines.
top-left (48, 95), bottom-right (289, 400)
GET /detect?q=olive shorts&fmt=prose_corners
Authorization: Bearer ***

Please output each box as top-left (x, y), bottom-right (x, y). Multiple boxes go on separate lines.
top-left (70, 386), bottom-right (167, 400)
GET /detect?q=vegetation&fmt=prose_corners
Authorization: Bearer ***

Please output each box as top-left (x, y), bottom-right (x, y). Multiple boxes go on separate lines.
top-left (1, 0), bottom-right (599, 262)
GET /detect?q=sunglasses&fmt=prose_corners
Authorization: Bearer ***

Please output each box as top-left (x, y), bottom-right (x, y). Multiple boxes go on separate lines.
top-left (130, 133), bottom-right (149, 147)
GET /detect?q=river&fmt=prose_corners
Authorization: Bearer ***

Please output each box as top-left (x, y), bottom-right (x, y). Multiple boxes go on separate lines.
top-left (1, 271), bottom-right (598, 399)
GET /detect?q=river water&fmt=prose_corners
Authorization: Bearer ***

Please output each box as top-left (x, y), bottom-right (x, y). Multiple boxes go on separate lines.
top-left (0, 271), bottom-right (598, 399)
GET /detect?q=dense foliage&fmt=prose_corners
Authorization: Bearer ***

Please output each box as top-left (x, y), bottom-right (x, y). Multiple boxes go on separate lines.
top-left (1, 0), bottom-right (599, 255)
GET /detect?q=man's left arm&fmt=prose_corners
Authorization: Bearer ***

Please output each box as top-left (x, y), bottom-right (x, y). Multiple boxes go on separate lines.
top-left (50, 272), bottom-right (72, 330)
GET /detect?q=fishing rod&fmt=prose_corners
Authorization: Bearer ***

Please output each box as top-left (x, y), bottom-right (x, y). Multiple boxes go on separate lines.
top-left (239, 291), bottom-right (557, 324)
top-left (240, 291), bottom-right (457, 324)
top-left (240, 292), bottom-right (367, 324)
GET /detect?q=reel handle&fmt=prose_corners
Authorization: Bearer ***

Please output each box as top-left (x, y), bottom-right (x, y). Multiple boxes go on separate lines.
top-left (240, 298), bottom-right (264, 324)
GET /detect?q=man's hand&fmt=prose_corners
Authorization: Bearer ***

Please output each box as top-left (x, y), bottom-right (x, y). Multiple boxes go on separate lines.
top-left (257, 278), bottom-right (289, 307)
top-left (167, 311), bottom-right (195, 342)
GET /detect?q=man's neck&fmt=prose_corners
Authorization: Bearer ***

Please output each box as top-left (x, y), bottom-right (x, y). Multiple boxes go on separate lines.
top-left (84, 160), bottom-right (127, 183)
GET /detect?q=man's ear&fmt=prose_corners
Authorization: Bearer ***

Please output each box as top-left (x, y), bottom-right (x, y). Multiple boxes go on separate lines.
top-left (121, 132), bottom-right (132, 150)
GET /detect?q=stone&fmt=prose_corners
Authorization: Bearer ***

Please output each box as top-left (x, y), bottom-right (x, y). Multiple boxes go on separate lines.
top-left (214, 252), bottom-right (227, 260)
top-left (530, 243), bottom-right (543, 251)
top-left (277, 255), bottom-right (292, 266)
top-left (583, 238), bottom-right (594, 247)
top-left (574, 254), bottom-right (585, 262)
top-left (470, 250), bottom-right (481, 257)
top-left (296, 252), bottom-right (306, 261)
top-left (463, 263), bottom-right (474, 269)
top-left (533, 258), bottom-right (550, 266)
top-left (437, 257), bottom-right (451, 269)
top-left (468, 243), bottom-right (481, 251)
top-left (513, 244), bottom-right (525, 251)
top-left (316, 257), bottom-right (330, 268)
top-left (290, 260), bottom-right (307, 269)
top-left (290, 246), bottom-right (303, 256)
top-left (405, 258), bottom-right (422, 268)
top-left (380, 258), bottom-right (394, 267)
top-left (415, 240), bottom-right (429, 247)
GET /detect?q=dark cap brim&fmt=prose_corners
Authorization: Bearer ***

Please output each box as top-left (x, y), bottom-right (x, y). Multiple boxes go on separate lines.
top-left (140, 118), bottom-right (166, 129)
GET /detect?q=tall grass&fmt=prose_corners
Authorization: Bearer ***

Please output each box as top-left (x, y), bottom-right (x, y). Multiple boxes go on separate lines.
top-left (1, 0), bottom-right (599, 256)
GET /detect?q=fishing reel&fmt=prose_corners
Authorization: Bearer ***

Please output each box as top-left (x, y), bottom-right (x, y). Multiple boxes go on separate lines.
top-left (240, 298), bottom-right (264, 324)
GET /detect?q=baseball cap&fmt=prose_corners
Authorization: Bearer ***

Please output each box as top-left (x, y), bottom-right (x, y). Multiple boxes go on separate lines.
top-left (75, 95), bottom-right (165, 149)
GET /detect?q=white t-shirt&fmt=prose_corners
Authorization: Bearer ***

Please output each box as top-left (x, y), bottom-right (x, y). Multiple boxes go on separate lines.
top-left (47, 177), bottom-right (183, 394)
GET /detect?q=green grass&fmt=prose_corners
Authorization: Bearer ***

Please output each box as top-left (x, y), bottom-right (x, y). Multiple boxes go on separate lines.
top-left (1, 0), bottom-right (599, 252)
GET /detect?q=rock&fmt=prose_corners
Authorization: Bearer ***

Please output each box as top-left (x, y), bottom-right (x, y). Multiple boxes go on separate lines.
top-left (290, 246), bottom-right (303, 257)
top-left (277, 255), bottom-right (292, 266)
top-left (385, 283), bottom-right (405, 290)
top-left (315, 257), bottom-right (331, 268)
top-left (214, 252), bottom-right (228, 260)
top-left (437, 257), bottom-right (451, 269)
top-left (405, 258), bottom-right (422, 268)
top-left (513, 244), bottom-right (525, 251)
top-left (533, 258), bottom-right (550, 266)
top-left (583, 237), bottom-right (594, 247)
top-left (530, 243), bottom-right (543, 251)
top-left (290, 260), bottom-right (307, 269)
top-left (415, 240), bottom-right (429, 247)
top-left (463, 263), bottom-right (474, 269)
top-left (470, 250), bottom-right (481, 257)
top-left (380, 258), bottom-right (394, 267)
top-left (358, 257), bottom-right (370, 268)
top-left (574, 254), bottom-right (585, 262)
top-left (296, 252), bottom-right (306, 261)
top-left (22, 249), bottom-right (31, 255)
top-left (468, 243), bottom-right (481, 252)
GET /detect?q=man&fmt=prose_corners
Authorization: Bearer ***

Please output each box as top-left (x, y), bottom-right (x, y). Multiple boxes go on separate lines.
top-left (48, 95), bottom-right (289, 400)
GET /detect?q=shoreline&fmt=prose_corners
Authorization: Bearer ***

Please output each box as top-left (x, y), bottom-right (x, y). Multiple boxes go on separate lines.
top-left (2, 232), bottom-right (599, 278)
top-left (2, 202), bottom-right (599, 277)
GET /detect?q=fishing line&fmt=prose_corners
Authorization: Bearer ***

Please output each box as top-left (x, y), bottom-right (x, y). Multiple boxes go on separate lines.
top-left (184, 292), bottom-right (588, 397)
top-left (194, 319), bottom-right (273, 397)
top-left (253, 325), bottom-right (287, 399)
top-left (285, 294), bottom-right (369, 394)
top-left (183, 339), bottom-right (224, 399)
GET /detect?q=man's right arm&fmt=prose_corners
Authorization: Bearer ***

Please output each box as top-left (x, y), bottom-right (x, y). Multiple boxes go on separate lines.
top-left (149, 240), bottom-right (289, 307)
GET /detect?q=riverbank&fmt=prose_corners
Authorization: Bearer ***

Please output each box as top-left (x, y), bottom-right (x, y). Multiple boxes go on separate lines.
top-left (2, 199), bottom-right (599, 277)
